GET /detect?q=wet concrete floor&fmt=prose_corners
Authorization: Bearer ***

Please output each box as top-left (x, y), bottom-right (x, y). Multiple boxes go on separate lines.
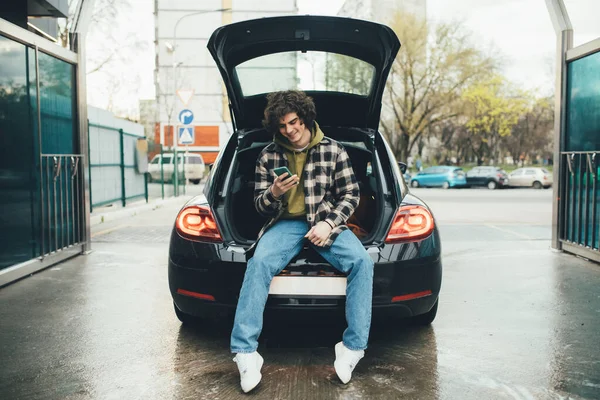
top-left (0, 189), bottom-right (599, 399)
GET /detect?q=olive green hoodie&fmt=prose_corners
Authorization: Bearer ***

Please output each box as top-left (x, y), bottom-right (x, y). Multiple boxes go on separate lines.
top-left (274, 121), bottom-right (324, 219)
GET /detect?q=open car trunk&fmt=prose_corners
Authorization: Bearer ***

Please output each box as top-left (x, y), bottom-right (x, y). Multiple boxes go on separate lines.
top-left (223, 127), bottom-right (387, 247)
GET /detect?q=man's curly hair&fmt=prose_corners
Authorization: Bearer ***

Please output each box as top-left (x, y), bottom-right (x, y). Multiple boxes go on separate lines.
top-left (262, 90), bottom-right (316, 135)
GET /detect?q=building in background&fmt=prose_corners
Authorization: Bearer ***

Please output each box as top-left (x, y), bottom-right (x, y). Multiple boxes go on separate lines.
top-left (0, 0), bottom-right (68, 41)
top-left (337, 0), bottom-right (425, 25)
top-left (154, 1), bottom-right (297, 164)
top-left (1, 0), bottom-right (93, 286)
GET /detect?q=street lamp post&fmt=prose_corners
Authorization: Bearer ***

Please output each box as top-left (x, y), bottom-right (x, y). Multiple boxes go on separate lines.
top-left (164, 8), bottom-right (231, 196)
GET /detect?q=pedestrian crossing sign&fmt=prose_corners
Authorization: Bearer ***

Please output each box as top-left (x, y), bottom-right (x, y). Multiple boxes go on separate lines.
top-left (178, 126), bottom-right (194, 145)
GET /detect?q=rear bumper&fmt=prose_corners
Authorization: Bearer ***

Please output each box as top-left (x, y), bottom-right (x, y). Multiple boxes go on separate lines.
top-left (169, 255), bottom-right (442, 319)
top-left (466, 178), bottom-right (509, 187)
top-left (173, 291), bottom-right (437, 321)
top-left (449, 178), bottom-right (467, 187)
top-left (184, 171), bottom-right (203, 180)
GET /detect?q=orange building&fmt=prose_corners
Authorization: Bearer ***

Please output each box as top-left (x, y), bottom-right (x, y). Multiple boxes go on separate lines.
top-left (154, 124), bottom-right (221, 164)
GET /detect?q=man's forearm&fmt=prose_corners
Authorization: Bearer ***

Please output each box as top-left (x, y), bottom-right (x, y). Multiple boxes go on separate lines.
top-left (325, 194), bottom-right (359, 227)
top-left (255, 185), bottom-right (282, 217)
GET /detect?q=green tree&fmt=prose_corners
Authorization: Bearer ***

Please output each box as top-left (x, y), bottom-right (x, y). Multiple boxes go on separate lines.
top-left (325, 54), bottom-right (373, 95)
top-left (462, 76), bottom-right (527, 164)
top-left (505, 96), bottom-right (554, 165)
top-left (381, 12), bottom-right (498, 161)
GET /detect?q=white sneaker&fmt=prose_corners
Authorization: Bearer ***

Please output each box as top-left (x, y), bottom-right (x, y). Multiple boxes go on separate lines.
top-left (334, 341), bottom-right (364, 384)
top-left (233, 351), bottom-right (264, 393)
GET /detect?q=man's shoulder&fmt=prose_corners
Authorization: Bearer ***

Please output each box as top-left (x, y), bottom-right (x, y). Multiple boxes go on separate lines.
top-left (258, 142), bottom-right (279, 157)
top-left (319, 136), bottom-right (346, 153)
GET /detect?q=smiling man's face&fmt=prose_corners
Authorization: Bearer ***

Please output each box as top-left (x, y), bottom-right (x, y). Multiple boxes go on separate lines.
top-left (278, 112), bottom-right (311, 149)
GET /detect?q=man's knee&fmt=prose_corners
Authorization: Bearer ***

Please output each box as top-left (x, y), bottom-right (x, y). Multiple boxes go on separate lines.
top-left (352, 251), bottom-right (374, 275)
top-left (248, 252), bottom-right (282, 277)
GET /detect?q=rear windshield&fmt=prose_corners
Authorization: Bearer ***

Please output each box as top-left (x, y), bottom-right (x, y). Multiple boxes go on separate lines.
top-left (235, 51), bottom-right (375, 97)
top-left (186, 156), bottom-right (204, 164)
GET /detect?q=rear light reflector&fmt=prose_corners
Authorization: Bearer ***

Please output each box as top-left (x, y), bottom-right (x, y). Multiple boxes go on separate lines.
top-left (177, 289), bottom-right (215, 301)
top-left (176, 205), bottom-right (223, 243)
top-left (385, 205), bottom-right (435, 243)
top-left (392, 290), bottom-right (432, 302)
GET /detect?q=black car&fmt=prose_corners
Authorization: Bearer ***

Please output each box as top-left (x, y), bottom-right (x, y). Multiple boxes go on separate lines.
top-left (169, 16), bottom-right (442, 326)
top-left (465, 166), bottom-right (510, 189)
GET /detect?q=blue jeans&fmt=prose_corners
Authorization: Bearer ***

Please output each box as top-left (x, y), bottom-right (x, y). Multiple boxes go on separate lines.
top-left (230, 220), bottom-right (374, 353)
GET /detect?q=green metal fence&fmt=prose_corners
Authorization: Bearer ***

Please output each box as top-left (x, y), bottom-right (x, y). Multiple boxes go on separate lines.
top-left (88, 122), bottom-right (148, 212)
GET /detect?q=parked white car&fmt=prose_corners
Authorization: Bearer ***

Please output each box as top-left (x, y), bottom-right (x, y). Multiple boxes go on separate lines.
top-left (508, 167), bottom-right (553, 189)
top-left (148, 153), bottom-right (205, 184)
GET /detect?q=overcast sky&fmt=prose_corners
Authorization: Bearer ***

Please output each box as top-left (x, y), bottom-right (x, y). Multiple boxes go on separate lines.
top-left (299, 0), bottom-right (600, 96)
top-left (85, 0), bottom-right (600, 117)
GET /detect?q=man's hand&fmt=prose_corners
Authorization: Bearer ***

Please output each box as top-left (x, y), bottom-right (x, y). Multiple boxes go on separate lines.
top-left (305, 221), bottom-right (333, 247)
top-left (271, 172), bottom-right (300, 198)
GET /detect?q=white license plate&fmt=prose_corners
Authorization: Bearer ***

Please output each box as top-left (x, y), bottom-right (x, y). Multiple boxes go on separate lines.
top-left (268, 276), bottom-right (347, 296)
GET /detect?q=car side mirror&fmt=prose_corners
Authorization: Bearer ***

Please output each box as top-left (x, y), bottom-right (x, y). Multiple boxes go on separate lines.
top-left (398, 162), bottom-right (407, 174)
top-left (207, 163), bottom-right (214, 171)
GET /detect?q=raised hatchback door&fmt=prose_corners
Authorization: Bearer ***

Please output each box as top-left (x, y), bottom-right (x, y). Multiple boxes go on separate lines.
top-left (207, 15), bottom-right (400, 131)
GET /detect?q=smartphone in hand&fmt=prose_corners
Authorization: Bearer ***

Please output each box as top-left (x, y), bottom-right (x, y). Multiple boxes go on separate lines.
top-left (273, 166), bottom-right (292, 177)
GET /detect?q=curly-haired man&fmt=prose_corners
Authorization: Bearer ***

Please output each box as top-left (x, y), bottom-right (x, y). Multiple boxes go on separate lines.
top-left (230, 90), bottom-right (374, 392)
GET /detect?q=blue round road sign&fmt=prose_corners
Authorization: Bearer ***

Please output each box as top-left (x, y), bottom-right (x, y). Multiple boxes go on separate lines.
top-left (178, 109), bottom-right (194, 125)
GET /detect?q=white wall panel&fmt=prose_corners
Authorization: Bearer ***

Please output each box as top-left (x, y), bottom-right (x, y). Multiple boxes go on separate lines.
top-left (158, 94), bottom-right (224, 124)
top-left (158, 67), bottom-right (222, 95)
top-left (157, 39), bottom-right (213, 67)
top-left (124, 168), bottom-right (146, 198)
top-left (157, 0), bottom-right (222, 11)
top-left (232, 0), bottom-right (296, 12)
top-left (231, 11), bottom-right (295, 23)
top-left (157, 12), bottom-right (222, 38)
top-left (91, 166), bottom-right (121, 204)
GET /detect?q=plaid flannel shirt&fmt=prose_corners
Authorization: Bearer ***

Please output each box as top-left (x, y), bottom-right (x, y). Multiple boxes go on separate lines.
top-left (253, 136), bottom-right (360, 249)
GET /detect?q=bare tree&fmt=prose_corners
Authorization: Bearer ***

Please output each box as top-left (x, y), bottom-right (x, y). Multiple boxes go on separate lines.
top-left (58, 0), bottom-right (149, 119)
top-left (60, 0), bottom-right (126, 73)
top-left (505, 96), bottom-right (554, 165)
top-left (380, 12), bottom-right (498, 161)
top-left (431, 117), bottom-right (471, 165)
top-left (326, 53), bottom-right (373, 95)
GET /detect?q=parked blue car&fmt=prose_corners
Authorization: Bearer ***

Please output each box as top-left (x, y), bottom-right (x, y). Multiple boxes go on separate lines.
top-left (410, 166), bottom-right (467, 189)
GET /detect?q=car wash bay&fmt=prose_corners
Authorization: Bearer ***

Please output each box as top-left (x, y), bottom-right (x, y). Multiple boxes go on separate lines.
top-left (1, 189), bottom-right (598, 400)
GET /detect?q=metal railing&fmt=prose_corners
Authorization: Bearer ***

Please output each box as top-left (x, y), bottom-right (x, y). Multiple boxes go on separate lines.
top-left (560, 151), bottom-right (599, 251)
top-left (40, 155), bottom-right (84, 256)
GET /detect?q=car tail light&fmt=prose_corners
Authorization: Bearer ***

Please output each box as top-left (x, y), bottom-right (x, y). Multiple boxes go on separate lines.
top-left (176, 205), bottom-right (222, 243)
top-left (385, 205), bottom-right (435, 243)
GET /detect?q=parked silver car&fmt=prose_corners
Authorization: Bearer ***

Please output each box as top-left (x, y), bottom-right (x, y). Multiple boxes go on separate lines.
top-left (508, 167), bottom-right (553, 189)
top-left (148, 153), bottom-right (205, 184)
